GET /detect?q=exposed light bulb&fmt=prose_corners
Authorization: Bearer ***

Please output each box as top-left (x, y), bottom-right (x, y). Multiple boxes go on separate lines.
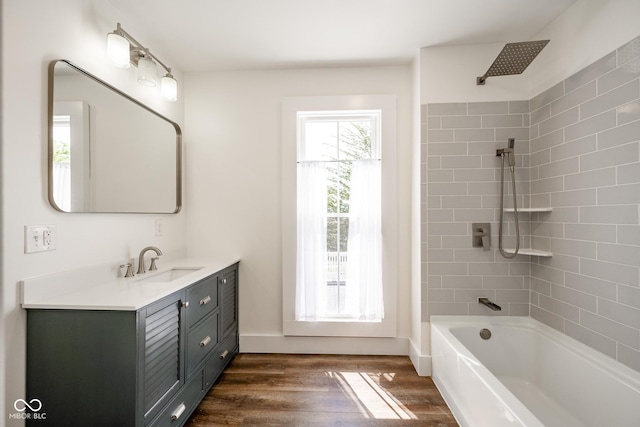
top-left (137, 55), bottom-right (157, 87)
top-left (107, 32), bottom-right (130, 68)
top-left (161, 74), bottom-right (178, 101)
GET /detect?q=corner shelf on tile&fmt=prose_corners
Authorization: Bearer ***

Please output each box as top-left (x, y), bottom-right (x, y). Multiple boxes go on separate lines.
top-left (503, 248), bottom-right (553, 257)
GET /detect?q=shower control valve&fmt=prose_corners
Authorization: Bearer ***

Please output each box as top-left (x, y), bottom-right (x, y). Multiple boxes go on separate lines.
top-left (472, 223), bottom-right (491, 251)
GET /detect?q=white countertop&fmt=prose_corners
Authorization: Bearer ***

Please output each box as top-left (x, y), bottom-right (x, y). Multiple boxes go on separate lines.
top-left (21, 257), bottom-right (239, 311)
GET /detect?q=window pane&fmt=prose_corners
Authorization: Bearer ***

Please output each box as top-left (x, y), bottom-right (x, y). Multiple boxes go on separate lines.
top-left (325, 283), bottom-right (339, 314)
top-left (338, 161), bottom-right (351, 214)
top-left (339, 217), bottom-right (349, 253)
top-left (300, 121), bottom-right (337, 161)
top-left (327, 217), bottom-right (338, 253)
top-left (327, 163), bottom-right (339, 214)
top-left (340, 121), bottom-right (372, 160)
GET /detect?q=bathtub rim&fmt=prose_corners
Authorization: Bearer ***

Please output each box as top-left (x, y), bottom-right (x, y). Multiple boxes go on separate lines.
top-left (430, 315), bottom-right (640, 427)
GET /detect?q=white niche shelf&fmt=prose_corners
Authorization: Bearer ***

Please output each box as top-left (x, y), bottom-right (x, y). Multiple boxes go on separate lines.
top-left (502, 207), bottom-right (553, 257)
top-left (503, 248), bottom-right (553, 257)
top-left (503, 207), bottom-right (553, 213)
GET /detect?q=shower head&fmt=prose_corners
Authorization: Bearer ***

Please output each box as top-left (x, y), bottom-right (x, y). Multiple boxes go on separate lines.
top-left (477, 40), bottom-right (550, 85)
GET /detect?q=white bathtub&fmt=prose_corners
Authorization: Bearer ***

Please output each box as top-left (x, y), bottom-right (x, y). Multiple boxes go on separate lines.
top-left (431, 316), bottom-right (640, 427)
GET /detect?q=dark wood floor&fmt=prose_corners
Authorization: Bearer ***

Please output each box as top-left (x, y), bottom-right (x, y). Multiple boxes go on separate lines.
top-left (185, 353), bottom-right (459, 426)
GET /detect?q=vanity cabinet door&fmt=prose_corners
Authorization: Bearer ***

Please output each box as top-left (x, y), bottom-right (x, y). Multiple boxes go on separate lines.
top-left (140, 292), bottom-right (186, 425)
top-left (219, 264), bottom-right (238, 339)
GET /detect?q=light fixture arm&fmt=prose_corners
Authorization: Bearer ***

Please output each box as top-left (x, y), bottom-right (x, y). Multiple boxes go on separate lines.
top-left (114, 22), bottom-right (172, 76)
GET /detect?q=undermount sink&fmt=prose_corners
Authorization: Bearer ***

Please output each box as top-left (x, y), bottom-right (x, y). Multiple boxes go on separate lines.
top-left (136, 267), bottom-right (203, 283)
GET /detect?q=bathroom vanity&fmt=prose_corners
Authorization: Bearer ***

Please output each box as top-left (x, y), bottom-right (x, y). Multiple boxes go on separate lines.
top-left (22, 259), bottom-right (239, 427)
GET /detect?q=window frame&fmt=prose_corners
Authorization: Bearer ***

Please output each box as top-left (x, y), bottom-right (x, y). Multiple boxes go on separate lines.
top-left (282, 95), bottom-right (397, 337)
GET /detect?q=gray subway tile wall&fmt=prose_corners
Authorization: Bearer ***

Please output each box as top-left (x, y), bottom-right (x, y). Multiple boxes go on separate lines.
top-left (422, 99), bottom-right (532, 319)
top-left (422, 35), bottom-right (640, 372)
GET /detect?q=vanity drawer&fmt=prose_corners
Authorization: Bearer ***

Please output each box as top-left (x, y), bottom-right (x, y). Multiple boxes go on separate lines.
top-left (187, 313), bottom-right (218, 375)
top-left (205, 333), bottom-right (238, 389)
top-left (150, 370), bottom-right (204, 427)
top-left (186, 275), bottom-right (218, 327)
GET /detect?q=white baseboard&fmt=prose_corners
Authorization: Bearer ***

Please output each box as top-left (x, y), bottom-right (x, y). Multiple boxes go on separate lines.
top-left (408, 337), bottom-right (432, 376)
top-left (240, 334), bottom-right (410, 356)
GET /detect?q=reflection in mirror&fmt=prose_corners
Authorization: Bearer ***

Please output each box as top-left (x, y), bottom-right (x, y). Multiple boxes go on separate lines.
top-left (48, 60), bottom-right (182, 213)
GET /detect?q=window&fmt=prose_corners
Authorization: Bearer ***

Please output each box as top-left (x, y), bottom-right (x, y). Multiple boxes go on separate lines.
top-left (282, 95), bottom-right (397, 337)
top-left (50, 101), bottom-right (90, 212)
top-left (52, 114), bottom-right (72, 211)
top-left (297, 111), bottom-right (383, 321)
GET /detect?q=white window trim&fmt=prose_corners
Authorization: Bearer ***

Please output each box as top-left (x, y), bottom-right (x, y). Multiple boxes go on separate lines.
top-left (282, 95), bottom-right (397, 337)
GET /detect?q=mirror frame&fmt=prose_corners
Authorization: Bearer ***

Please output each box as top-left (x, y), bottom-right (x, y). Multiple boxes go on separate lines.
top-left (48, 59), bottom-right (182, 213)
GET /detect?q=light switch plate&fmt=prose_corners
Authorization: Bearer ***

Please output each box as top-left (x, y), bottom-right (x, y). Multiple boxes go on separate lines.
top-left (155, 218), bottom-right (164, 237)
top-left (25, 225), bottom-right (57, 253)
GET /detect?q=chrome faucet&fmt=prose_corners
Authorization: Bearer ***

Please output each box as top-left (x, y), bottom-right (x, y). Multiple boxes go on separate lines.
top-left (137, 246), bottom-right (163, 275)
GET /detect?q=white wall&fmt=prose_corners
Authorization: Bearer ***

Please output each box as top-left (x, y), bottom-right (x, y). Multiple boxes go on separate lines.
top-left (1, 0), bottom-right (186, 423)
top-left (421, 42), bottom-right (530, 104)
top-left (529, 0), bottom-right (640, 96)
top-left (184, 66), bottom-right (413, 353)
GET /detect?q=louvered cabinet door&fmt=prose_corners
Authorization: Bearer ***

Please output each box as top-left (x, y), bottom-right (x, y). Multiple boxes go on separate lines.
top-left (140, 292), bottom-right (185, 425)
top-left (219, 264), bottom-right (238, 339)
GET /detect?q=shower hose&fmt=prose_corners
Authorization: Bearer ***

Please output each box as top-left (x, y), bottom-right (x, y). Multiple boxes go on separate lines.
top-left (498, 153), bottom-right (520, 258)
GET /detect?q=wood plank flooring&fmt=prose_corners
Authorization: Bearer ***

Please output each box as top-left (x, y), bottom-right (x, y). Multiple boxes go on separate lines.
top-left (185, 353), bottom-right (459, 427)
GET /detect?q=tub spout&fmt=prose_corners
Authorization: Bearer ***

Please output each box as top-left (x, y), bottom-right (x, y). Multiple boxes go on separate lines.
top-left (479, 297), bottom-right (502, 311)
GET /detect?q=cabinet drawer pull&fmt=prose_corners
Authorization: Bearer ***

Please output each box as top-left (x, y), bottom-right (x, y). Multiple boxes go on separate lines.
top-left (222, 278), bottom-right (227, 284)
top-left (181, 301), bottom-right (189, 308)
top-left (200, 336), bottom-right (212, 347)
top-left (200, 295), bottom-right (212, 305)
top-left (220, 349), bottom-right (229, 360)
top-left (170, 402), bottom-right (186, 420)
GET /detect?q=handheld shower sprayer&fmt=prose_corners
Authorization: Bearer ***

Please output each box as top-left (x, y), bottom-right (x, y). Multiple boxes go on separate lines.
top-left (507, 138), bottom-right (515, 167)
top-left (497, 138), bottom-right (516, 169)
top-left (497, 138), bottom-right (519, 258)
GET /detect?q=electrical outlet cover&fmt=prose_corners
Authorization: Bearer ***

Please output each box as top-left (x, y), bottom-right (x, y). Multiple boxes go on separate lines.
top-left (25, 225), bottom-right (57, 253)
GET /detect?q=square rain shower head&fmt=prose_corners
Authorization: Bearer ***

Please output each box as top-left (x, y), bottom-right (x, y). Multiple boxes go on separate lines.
top-left (477, 40), bottom-right (550, 85)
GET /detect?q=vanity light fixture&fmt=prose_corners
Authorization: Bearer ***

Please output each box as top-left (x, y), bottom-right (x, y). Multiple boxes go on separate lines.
top-left (106, 23), bottom-right (178, 101)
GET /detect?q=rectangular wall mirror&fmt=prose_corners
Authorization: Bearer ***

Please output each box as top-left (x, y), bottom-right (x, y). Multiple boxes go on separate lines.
top-left (48, 59), bottom-right (182, 213)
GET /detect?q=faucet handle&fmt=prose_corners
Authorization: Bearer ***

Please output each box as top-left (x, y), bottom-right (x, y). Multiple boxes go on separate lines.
top-left (472, 223), bottom-right (491, 251)
top-left (150, 257), bottom-right (159, 271)
top-left (120, 263), bottom-right (135, 278)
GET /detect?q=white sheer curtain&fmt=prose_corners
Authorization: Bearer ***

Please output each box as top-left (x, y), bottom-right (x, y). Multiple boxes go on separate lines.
top-left (345, 159), bottom-right (384, 320)
top-left (53, 162), bottom-right (71, 211)
top-left (295, 162), bottom-right (328, 320)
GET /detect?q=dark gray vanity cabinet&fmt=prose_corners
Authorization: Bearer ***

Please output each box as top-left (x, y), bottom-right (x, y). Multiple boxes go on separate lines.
top-left (26, 262), bottom-right (239, 427)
